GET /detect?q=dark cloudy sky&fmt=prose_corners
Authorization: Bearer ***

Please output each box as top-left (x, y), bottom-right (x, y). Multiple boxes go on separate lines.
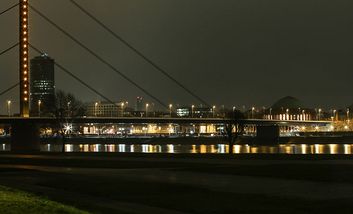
top-left (1, 0), bottom-right (353, 113)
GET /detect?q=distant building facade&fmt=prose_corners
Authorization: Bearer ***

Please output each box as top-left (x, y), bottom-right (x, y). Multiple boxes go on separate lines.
top-left (176, 106), bottom-right (213, 117)
top-left (86, 101), bottom-right (125, 117)
top-left (30, 54), bottom-right (55, 116)
top-left (263, 96), bottom-right (314, 121)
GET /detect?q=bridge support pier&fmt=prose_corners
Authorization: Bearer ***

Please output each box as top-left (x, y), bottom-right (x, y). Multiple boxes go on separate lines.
top-left (11, 120), bottom-right (40, 152)
top-left (254, 125), bottom-right (280, 145)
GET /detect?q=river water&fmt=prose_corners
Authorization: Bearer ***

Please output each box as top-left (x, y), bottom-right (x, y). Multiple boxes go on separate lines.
top-left (1, 143), bottom-right (352, 154)
top-left (42, 143), bottom-right (353, 154)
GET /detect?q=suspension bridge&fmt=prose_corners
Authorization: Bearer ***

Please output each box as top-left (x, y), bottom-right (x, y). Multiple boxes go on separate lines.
top-left (0, 1), bottom-right (331, 151)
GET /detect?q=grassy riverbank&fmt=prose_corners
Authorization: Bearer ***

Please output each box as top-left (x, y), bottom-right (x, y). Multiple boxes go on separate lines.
top-left (1, 153), bottom-right (353, 213)
top-left (0, 185), bottom-right (87, 214)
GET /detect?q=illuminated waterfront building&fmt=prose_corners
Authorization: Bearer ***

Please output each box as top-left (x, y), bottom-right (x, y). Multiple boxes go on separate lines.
top-left (30, 54), bottom-right (55, 116)
top-left (87, 101), bottom-right (116, 117)
top-left (176, 107), bottom-right (190, 117)
top-left (86, 101), bottom-right (126, 117)
top-left (176, 106), bottom-right (213, 117)
top-left (264, 96), bottom-right (314, 121)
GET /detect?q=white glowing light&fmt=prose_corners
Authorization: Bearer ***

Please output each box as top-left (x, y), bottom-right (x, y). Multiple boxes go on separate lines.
top-left (63, 123), bottom-right (73, 134)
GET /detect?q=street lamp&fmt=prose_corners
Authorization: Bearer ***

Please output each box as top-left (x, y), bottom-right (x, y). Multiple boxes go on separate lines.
top-left (191, 105), bottom-right (195, 118)
top-left (251, 107), bottom-right (255, 119)
top-left (7, 100), bottom-right (11, 117)
top-left (318, 108), bottom-right (322, 121)
top-left (333, 109), bottom-right (337, 121)
top-left (298, 108), bottom-right (301, 121)
top-left (121, 102), bottom-right (125, 117)
top-left (347, 108), bottom-right (350, 122)
top-left (145, 103), bottom-right (149, 117)
top-left (286, 108), bottom-right (289, 120)
top-left (169, 104), bottom-right (173, 117)
top-left (212, 105), bottom-right (216, 118)
top-left (94, 102), bottom-right (98, 117)
top-left (38, 100), bottom-right (41, 117)
top-left (67, 101), bottom-right (71, 117)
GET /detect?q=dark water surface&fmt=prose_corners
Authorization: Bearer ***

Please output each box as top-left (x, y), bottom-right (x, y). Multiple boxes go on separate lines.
top-left (22, 143), bottom-right (353, 154)
top-left (1, 142), bottom-right (353, 154)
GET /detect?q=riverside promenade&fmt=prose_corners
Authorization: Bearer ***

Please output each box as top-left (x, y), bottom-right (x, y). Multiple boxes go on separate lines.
top-left (0, 153), bottom-right (353, 213)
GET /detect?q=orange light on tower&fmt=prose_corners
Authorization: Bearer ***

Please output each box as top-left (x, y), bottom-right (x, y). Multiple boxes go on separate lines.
top-left (20, 0), bottom-right (29, 117)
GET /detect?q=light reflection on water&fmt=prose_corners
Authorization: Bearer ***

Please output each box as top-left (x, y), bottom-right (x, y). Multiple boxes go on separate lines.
top-left (44, 143), bottom-right (353, 154)
top-left (0, 143), bottom-right (352, 154)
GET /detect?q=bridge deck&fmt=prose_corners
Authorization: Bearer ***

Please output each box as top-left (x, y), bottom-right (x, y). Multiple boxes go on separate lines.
top-left (0, 117), bottom-right (332, 125)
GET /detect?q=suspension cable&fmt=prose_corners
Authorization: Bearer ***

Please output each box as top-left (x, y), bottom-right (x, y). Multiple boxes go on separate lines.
top-left (30, 5), bottom-right (168, 109)
top-left (0, 6), bottom-right (20, 99)
top-left (0, 3), bottom-right (19, 17)
top-left (69, 0), bottom-right (210, 107)
top-left (0, 43), bottom-right (19, 57)
top-left (30, 44), bottom-right (119, 107)
top-left (0, 83), bottom-right (19, 97)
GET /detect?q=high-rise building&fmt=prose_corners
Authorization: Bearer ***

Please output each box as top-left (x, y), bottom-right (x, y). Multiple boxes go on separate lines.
top-left (30, 54), bottom-right (55, 116)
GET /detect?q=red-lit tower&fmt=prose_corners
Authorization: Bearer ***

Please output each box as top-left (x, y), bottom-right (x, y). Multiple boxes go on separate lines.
top-left (19, 0), bottom-right (29, 117)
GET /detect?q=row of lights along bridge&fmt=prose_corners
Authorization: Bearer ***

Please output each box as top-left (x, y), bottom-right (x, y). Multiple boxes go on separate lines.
top-left (1, 98), bottom-right (351, 122)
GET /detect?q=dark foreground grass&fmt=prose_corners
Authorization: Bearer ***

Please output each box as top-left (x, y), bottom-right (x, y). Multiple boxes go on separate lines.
top-left (2, 153), bottom-right (353, 213)
top-left (30, 171), bottom-right (353, 214)
top-left (0, 185), bottom-right (88, 214)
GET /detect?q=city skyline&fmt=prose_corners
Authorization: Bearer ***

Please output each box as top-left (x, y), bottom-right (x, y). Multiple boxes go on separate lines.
top-left (1, 0), bottom-right (353, 115)
top-left (1, 2), bottom-right (353, 212)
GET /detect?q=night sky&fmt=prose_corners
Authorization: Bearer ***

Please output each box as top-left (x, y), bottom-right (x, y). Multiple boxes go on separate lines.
top-left (1, 0), bottom-right (353, 113)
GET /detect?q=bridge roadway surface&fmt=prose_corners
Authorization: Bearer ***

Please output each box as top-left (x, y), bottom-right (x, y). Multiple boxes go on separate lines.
top-left (0, 153), bottom-right (352, 213)
top-left (0, 117), bottom-right (331, 125)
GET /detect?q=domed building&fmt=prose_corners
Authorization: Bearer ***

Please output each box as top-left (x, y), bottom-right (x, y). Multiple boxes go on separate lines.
top-left (264, 96), bottom-right (314, 121)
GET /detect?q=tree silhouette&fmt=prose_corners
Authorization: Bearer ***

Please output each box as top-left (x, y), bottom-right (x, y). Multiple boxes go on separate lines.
top-left (55, 90), bottom-right (86, 118)
top-left (53, 90), bottom-right (86, 152)
top-left (224, 110), bottom-right (245, 154)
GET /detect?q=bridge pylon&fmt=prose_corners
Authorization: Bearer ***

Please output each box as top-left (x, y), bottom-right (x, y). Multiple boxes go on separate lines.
top-left (19, 0), bottom-right (30, 117)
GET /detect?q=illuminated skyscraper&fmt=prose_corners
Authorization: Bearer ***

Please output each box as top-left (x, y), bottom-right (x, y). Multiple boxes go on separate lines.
top-left (30, 54), bottom-right (55, 116)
